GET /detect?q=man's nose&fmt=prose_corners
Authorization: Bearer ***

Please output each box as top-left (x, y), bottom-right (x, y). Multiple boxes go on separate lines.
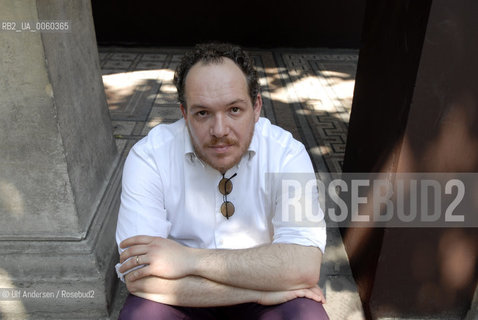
top-left (210, 114), bottom-right (229, 137)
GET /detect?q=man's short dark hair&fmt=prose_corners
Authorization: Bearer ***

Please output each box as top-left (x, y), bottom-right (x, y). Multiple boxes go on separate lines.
top-left (173, 43), bottom-right (260, 106)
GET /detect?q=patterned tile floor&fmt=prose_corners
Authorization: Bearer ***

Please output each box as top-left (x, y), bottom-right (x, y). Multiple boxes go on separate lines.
top-left (100, 46), bottom-right (364, 320)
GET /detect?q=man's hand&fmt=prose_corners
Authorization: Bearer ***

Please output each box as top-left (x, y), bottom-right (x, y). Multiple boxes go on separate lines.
top-left (119, 235), bottom-right (195, 281)
top-left (258, 285), bottom-right (326, 306)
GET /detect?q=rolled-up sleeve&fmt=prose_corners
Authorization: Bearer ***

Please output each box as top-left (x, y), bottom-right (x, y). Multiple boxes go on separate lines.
top-left (115, 143), bottom-right (171, 280)
top-left (271, 143), bottom-right (326, 254)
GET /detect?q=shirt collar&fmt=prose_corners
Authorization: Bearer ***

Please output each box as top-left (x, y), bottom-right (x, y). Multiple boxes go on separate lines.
top-left (183, 122), bottom-right (199, 163)
top-left (247, 128), bottom-right (258, 160)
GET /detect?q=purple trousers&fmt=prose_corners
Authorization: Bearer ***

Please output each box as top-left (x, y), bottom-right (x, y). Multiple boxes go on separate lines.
top-left (119, 294), bottom-right (329, 320)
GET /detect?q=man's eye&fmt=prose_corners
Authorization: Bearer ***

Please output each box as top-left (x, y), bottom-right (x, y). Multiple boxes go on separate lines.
top-left (197, 110), bottom-right (208, 117)
top-left (231, 107), bottom-right (240, 113)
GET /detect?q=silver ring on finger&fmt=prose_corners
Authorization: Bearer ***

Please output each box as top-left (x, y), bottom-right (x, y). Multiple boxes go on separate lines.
top-left (136, 255), bottom-right (140, 265)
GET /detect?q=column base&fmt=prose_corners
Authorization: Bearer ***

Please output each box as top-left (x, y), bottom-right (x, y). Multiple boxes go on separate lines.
top-left (0, 160), bottom-right (123, 319)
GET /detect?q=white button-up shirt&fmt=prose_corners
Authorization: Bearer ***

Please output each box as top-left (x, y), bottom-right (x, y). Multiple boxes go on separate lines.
top-left (115, 117), bottom-right (326, 280)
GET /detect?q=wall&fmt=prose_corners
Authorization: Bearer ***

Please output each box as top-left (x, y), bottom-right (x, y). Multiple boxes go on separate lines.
top-left (90, 0), bottom-right (366, 48)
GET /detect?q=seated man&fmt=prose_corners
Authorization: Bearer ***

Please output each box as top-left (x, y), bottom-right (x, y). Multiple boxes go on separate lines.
top-left (115, 43), bottom-right (328, 320)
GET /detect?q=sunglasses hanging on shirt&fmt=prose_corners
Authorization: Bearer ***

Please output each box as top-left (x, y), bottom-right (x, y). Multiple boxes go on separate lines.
top-left (218, 173), bottom-right (237, 219)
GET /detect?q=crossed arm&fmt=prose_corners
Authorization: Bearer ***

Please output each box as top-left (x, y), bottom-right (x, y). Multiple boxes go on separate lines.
top-left (119, 235), bottom-right (325, 307)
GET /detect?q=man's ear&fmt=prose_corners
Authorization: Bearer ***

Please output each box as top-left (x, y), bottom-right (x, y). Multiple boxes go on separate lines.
top-left (180, 104), bottom-right (187, 119)
top-left (253, 94), bottom-right (263, 122)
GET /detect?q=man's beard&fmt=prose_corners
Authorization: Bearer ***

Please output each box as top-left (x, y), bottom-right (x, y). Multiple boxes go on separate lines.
top-left (187, 126), bottom-right (254, 173)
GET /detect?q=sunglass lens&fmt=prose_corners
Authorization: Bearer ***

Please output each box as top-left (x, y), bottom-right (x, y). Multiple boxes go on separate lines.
top-left (220, 201), bottom-right (235, 218)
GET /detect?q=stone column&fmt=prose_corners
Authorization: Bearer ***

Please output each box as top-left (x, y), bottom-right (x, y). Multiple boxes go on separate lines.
top-left (0, 0), bottom-right (120, 318)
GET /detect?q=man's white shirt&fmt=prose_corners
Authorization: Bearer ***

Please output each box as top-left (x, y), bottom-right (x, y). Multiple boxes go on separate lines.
top-left (115, 117), bottom-right (326, 280)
